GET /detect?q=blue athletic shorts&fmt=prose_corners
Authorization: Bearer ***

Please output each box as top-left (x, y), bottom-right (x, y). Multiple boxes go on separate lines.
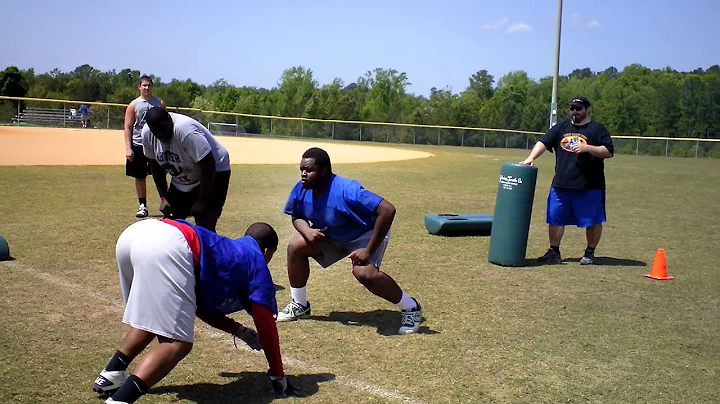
top-left (546, 187), bottom-right (606, 228)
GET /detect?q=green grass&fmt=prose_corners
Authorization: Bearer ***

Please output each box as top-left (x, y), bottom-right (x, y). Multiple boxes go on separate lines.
top-left (1, 144), bottom-right (719, 403)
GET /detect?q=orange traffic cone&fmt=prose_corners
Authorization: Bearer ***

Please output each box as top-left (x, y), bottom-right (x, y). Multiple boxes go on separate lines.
top-left (644, 248), bottom-right (674, 280)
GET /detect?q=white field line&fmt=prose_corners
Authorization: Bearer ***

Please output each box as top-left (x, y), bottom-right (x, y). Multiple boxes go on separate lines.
top-left (2, 261), bottom-right (424, 404)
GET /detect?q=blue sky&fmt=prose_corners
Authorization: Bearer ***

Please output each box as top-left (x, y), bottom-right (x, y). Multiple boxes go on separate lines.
top-left (1, 0), bottom-right (718, 96)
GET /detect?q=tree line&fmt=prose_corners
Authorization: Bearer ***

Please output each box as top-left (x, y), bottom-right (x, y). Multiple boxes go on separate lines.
top-left (1, 63), bottom-right (719, 155)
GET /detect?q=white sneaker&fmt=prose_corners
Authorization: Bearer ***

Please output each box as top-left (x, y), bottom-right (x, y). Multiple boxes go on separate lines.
top-left (135, 204), bottom-right (148, 218)
top-left (93, 369), bottom-right (126, 394)
top-left (398, 299), bottom-right (422, 335)
top-left (105, 399), bottom-right (129, 404)
top-left (276, 300), bottom-right (311, 322)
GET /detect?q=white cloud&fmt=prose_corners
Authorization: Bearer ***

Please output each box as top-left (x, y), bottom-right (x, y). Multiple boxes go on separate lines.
top-left (507, 23), bottom-right (533, 34)
top-left (569, 13), bottom-right (602, 29)
top-left (480, 17), bottom-right (510, 30)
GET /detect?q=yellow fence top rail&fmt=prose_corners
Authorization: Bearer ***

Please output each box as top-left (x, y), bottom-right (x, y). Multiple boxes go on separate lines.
top-left (3, 95), bottom-right (719, 142)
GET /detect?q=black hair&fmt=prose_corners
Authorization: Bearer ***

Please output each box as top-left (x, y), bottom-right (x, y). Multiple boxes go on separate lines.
top-left (302, 147), bottom-right (332, 174)
top-left (140, 75), bottom-right (154, 84)
top-left (245, 222), bottom-right (279, 251)
top-left (145, 106), bottom-right (171, 126)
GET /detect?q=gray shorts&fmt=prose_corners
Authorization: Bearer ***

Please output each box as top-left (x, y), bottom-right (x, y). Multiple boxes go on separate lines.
top-left (312, 229), bottom-right (391, 269)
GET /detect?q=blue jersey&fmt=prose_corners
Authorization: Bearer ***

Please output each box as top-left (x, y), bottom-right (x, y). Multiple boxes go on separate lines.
top-left (178, 220), bottom-right (278, 317)
top-left (80, 105), bottom-right (88, 115)
top-left (283, 174), bottom-right (384, 243)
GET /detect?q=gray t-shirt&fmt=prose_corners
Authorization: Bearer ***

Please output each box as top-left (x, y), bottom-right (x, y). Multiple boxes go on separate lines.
top-left (142, 112), bottom-right (231, 192)
top-left (131, 96), bottom-right (163, 146)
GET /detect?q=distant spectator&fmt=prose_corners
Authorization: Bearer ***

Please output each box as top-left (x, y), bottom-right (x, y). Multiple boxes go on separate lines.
top-left (80, 104), bottom-right (89, 128)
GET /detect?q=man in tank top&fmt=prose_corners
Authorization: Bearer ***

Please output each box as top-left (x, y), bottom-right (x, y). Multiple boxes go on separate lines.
top-left (123, 75), bottom-right (165, 218)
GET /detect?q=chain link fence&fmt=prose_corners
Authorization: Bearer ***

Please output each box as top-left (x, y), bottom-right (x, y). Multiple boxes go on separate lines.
top-left (2, 97), bottom-right (718, 158)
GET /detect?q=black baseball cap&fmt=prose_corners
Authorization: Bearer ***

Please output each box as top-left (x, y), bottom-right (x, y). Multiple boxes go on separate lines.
top-left (570, 96), bottom-right (591, 108)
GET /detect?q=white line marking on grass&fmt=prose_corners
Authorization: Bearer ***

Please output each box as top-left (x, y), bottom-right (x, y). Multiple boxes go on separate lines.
top-left (2, 261), bottom-right (424, 404)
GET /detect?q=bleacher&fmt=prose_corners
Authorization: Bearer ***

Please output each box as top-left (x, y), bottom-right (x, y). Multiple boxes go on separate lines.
top-left (14, 107), bottom-right (86, 127)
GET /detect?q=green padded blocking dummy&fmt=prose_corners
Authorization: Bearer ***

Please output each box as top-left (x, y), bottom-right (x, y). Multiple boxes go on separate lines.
top-left (488, 163), bottom-right (538, 266)
top-left (0, 235), bottom-right (9, 261)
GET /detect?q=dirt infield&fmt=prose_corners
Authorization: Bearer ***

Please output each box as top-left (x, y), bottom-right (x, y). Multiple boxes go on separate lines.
top-left (0, 126), bottom-right (434, 166)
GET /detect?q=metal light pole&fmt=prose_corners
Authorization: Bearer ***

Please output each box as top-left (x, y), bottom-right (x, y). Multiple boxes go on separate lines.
top-left (549, 0), bottom-right (563, 129)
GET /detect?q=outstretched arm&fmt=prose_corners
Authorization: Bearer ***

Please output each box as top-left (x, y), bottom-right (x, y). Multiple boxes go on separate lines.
top-left (519, 141), bottom-right (548, 165)
top-left (249, 302), bottom-right (284, 378)
top-left (196, 311), bottom-right (242, 334)
top-left (149, 159), bottom-right (168, 199)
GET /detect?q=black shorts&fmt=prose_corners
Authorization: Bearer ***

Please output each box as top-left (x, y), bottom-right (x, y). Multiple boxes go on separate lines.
top-left (166, 169), bottom-right (231, 219)
top-left (125, 144), bottom-right (151, 179)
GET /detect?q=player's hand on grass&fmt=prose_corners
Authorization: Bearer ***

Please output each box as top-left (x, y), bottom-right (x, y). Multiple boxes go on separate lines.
top-left (159, 198), bottom-right (172, 218)
top-left (268, 373), bottom-right (303, 398)
top-left (303, 227), bottom-right (327, 243)
top-left (348, 247), bottom-right (371, 266)
top-left (233, 325), bottom-right (262, 351)
top-left (126, 148), bottom-right (134, 162)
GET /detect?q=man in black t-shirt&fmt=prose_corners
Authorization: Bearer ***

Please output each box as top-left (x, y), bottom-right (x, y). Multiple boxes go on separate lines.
top-left (519, 96), bottom-right (614, 265)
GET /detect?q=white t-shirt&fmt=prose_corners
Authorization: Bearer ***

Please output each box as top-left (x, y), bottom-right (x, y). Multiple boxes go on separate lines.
top-left (142, 112), bottom-right (231, 192)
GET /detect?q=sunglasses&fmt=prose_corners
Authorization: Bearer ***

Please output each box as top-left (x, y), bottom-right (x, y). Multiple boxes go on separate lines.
top-left (569, 105), bottom-right (585, 111)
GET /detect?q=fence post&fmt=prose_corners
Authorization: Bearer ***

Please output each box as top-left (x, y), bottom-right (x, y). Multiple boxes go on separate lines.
top-left (461, 131), bottom-right (465, 147)
top-left (17, 101), bottom-right (20, 120)
top-left (106, 107), bottom-right (110, 129)
top-left (332, 123), bottom-right (335, 140)
top-left (505, 133), bottom-right (508, 148)
top-left (63, 103), bottom-right (66, 127)
top-left (526, 135), bottom-right (529, 149)
top-left (437, 129), bottom-right (440, 146)
top-left (271, 119), bottom-right (274, 135)
top-left (483, 133), bottom-right (486, 148)
top-left (301, 121), bottom-right (304, 138)
top-left (665, 139), bottom-right (669, 157)
top-left (359, 125), bottom-right (362, 141)
top-left (386, 129), bottom-right (389, 143)
top-left (695, 140), bottom-right (699, 158)
top-left (413, 128), bottom-right (416, 144)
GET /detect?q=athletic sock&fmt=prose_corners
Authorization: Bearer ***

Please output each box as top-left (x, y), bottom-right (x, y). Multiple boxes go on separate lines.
top-left (550, 245), bottom-right (561, 254)
top-left (105, 350), bottom-right (132, 372)
top-left (138, 198), bottom-right (147, 207)
top-left (396, 291), bottom-right (417, 311)
top-left (290, 287), bottom-right (308, 306)
top-left (109, 375), bottom-right (148, 403)
top-left (585, 246), bottom-right (596, 255)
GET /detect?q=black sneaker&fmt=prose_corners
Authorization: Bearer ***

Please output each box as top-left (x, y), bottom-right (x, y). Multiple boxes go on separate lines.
top-left (538, 248), bottom-right (561, 264)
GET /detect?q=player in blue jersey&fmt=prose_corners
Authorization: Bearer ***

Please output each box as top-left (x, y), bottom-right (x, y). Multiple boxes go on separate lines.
top-left (277, 147), bottom-right (423, 335)
top-left (92, 219), bottom-right (298, 403)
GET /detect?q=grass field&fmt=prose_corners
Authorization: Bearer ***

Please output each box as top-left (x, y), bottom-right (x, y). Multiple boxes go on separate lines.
top-left (1, 142), bottom-right (719, 403)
